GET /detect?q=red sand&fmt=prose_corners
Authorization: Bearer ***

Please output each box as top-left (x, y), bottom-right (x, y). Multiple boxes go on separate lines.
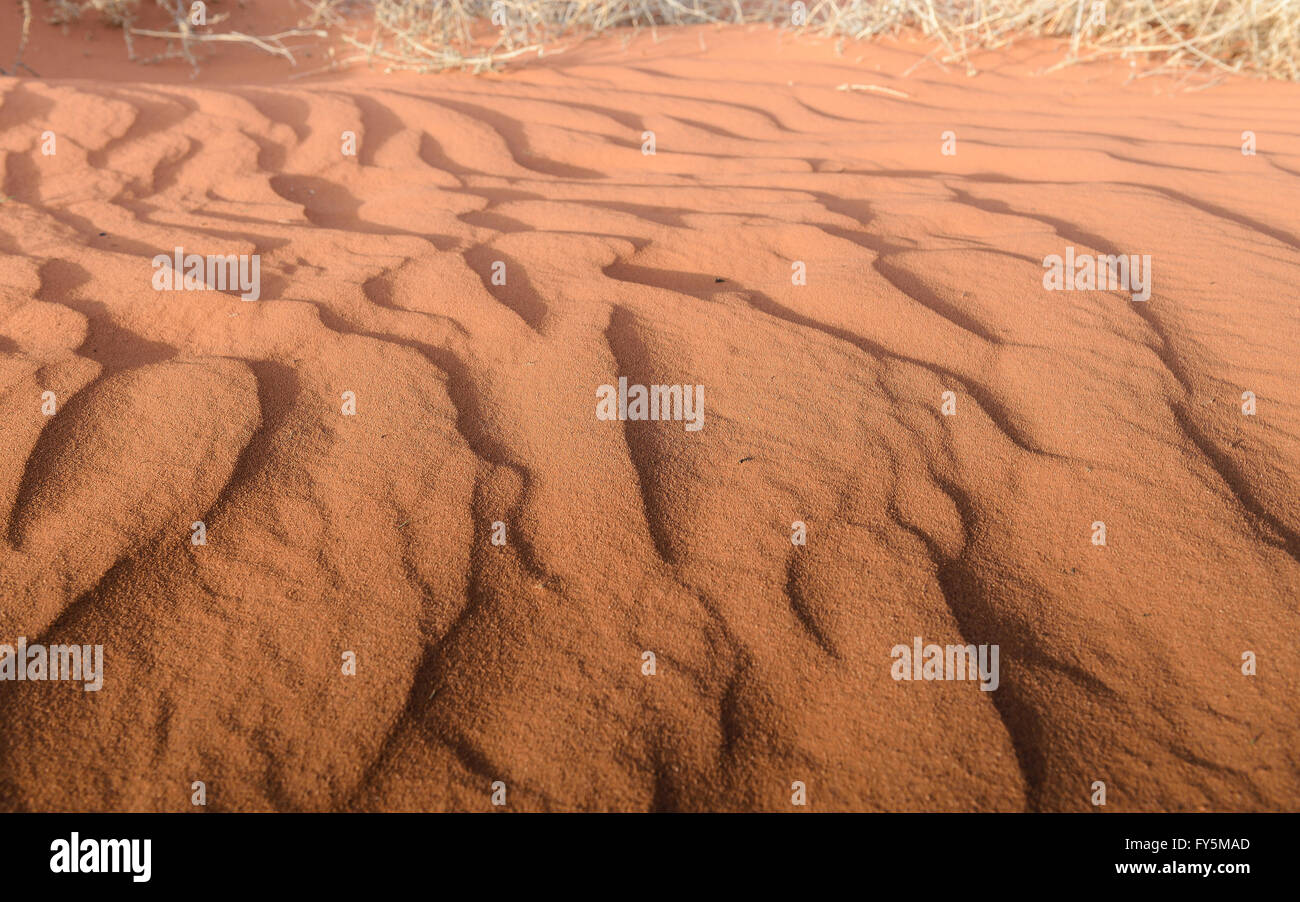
top-left (0, 11), bottom-right (1298, 812)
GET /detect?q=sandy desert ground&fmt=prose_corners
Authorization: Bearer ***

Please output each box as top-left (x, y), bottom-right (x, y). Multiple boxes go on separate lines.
top-left (0, 12), bottom-right (1298, 812)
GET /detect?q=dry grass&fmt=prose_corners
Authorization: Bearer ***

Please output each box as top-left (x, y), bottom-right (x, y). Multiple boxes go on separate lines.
top-left (27, 0), bottom-right (1300, 81)
top-left (21, 0), bottom-right (325, 73)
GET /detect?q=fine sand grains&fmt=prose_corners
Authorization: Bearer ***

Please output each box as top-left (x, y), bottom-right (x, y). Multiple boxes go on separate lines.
top-left (0, 26), bottom-right (1297, 811)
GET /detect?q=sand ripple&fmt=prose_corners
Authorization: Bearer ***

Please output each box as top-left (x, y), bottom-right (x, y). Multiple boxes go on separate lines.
top-left (0, 32), bottom-right (1297, 811)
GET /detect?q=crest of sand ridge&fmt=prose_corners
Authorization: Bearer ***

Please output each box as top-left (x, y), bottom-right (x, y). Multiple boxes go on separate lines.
top-left (0, 34), bottom-right (1297, 812)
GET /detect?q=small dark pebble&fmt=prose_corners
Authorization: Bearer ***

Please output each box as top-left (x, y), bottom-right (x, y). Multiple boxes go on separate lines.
top-left (99, 232), bottom-right (107, 237)
top-left (714, 277), bottom-right (726, 283)
top-left (739, 456), bottom-right (754, 463)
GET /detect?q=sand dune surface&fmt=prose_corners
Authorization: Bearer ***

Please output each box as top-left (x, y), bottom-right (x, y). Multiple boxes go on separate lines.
top-left (0, 21), bottom-right (1298, 811)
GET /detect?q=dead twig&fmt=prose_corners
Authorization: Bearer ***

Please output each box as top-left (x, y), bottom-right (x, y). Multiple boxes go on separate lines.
top-left (836, 82), bottom-right (912, 97)
top-left (127, 26), bottom-right (329, 66)
top-left (7, 0), bottom-right (34, 76)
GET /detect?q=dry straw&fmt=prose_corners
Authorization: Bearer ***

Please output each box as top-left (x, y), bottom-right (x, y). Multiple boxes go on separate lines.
top-left (20, 0), bottom-right (1300, 81)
